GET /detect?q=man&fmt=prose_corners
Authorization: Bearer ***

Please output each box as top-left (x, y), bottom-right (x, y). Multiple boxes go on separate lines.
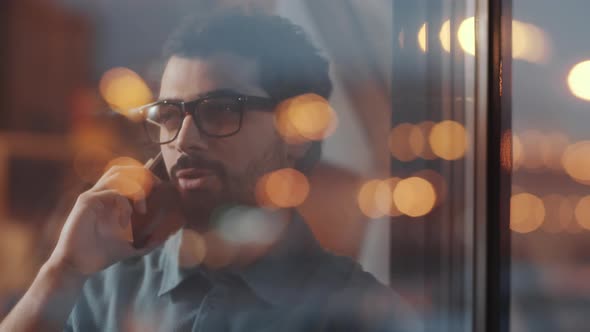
top-left (1, 12), bottom-right (412, 331)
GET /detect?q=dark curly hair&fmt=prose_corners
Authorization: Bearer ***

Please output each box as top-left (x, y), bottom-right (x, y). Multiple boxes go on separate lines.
top-left (163, 11), bottom-right (333, 173)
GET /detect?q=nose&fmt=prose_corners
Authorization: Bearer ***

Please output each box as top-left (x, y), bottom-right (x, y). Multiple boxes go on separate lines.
top-left (172, 115), bottom-right (208, 154)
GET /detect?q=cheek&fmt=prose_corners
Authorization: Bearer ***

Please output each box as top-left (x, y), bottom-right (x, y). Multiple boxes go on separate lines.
top-left (213, 124), bottom-right (284, 174)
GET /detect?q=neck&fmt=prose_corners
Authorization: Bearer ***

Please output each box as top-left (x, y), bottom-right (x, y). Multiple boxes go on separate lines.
top-left (182, 206), bottom-right (293, 270)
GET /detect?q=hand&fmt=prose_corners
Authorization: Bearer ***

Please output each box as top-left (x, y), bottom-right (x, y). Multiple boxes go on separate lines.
top-left (48, 164), bottom-right (162, 278)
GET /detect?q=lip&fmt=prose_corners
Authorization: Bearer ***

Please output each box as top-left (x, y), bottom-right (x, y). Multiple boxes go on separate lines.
top-left (175, 168), bottom-right (216, 191)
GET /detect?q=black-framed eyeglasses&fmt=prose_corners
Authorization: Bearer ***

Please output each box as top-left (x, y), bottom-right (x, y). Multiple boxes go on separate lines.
top-left (136, 91), bottom-right (275, 144)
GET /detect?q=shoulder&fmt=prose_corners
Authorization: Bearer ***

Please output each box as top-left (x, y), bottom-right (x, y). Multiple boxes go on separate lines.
top-left (66, 247), bottom-right (164, 331)
top-left (305, 252), bottom-right (417, 332)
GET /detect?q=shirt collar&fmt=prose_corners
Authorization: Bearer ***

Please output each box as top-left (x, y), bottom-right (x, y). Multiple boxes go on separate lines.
top-left (236, 211), bottom-right (324, 305)
top-left (157, 228), bottom-right (209, 297)
top-left (157, 210), bottom-right (325, 303)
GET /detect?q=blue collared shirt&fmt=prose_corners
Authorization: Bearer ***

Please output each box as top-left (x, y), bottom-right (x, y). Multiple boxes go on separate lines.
top-left (65, 214), bottom-right (412, 331)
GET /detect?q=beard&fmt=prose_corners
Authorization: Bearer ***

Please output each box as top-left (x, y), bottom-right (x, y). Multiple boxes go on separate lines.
top-left (171, 141), bottom-right (289, 231)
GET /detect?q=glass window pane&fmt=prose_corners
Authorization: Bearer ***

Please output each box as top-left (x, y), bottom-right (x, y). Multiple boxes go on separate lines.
top-left (0, 1), bottom-right (484, 331)
top-left (511, 1), bottom-right (590, 331)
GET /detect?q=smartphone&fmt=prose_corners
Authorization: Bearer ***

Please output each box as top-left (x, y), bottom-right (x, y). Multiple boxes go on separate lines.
top-left (145, 152), bottom-right (169, 182)
top-left (131, 153), bottom-right (182, 248)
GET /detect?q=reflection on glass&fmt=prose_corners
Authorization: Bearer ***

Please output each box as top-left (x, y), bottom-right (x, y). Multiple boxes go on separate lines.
top-left (392, 177), bottom-right (436, 218)
top-left (458, 16), bottom-right (476, 55)
top-left (439, 19), bottom-right (451, 53)
top-left (429, 120), bottom-right (468, 160)
top-left (99, 67), bottom-right (153, 116)
top-left (567, 60), bottom-right (590, 101)
top-left (512, 20), bottom-right (552, 63)
top-left (511, 192), bottom-right (545, 233)
top-left (418, 23), bottom-right (428, 52)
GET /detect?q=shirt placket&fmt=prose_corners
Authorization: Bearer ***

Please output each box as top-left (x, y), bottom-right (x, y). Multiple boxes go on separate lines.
top-left (191, 284), bottom-right (227, 332)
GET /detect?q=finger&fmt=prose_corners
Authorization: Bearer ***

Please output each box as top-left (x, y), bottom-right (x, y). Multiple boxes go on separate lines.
top-left (95, 166), bottom-right (155, 194)
top-left (112, 194), bottom-right (133, 228)
top-left (96, 174), bottom-right (151, 201)
top-left (133, 197), bottom-right (147, 215)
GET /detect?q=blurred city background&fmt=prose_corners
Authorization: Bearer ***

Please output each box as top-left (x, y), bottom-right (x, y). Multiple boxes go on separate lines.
top-left (0, 0), bottom-right (589, 331)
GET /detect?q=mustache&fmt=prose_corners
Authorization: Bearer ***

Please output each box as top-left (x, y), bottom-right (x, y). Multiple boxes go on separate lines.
top-left (169, 155), bottom-right (226, 180)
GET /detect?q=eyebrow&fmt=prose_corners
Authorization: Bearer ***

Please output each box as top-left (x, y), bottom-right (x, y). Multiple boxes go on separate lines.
top-left (158, 88), bottom-right (242, 102)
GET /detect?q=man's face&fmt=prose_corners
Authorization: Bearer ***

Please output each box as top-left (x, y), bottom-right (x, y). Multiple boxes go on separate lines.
top-left (159, 54), bottom-right (290, 226)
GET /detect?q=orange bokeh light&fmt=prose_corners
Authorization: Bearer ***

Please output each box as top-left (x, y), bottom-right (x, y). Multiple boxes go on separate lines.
top-left (574, 196), bottom-right (590, 230)
top-left (541, 194), bottom-right (566, 233)
top-left (374, 177), bottom-right (403, 217)
top-left (510, 193), bottom-right (545, 233)
top-left (178, 229), bottom-right (207, 268)
top-left (540, 132), bottom-right (568, 171)
top-left (429, 120), bottom-right (468, 160)
top-left (256, 168), bottom-right (310, 209)
top-left (103, 157), bottom-right (153, 201)
top-left (413, 169), bottom-right (447, 206)
top-left (519, 130), bottom-right (545, 171)
top-left (393, 177), bottom-right (436, 217)
top-left (562, 141), bottom-right (590, 184)
top-left (413, 121), bottom-right (437, 160)
top-left (389, 123), bottom-right (419, 162)
top-left (274, 94), bottom-right (337, 143)
top-left (357, 179), bottom-right (386, 219)
top-left (99, 67), bottom-right (153, 118)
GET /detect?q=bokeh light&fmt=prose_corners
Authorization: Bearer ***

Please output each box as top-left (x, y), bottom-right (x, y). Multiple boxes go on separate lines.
top-left (429, 120), bottom-right (468, 160)
top-left (99, 67), bottom-right (153, 116)
top-left (418, 23), bottom-right (427, 52)
top-left (540, 132), bottom-right (569, 171)
top-left (214, 206), bottom-right (287, 246)
top-left (562, 141), bottom-right (590, 184)
top-left (408, 125), bottom-right (425, 158)
top-left (413, 121), bottom-right (437, 160)
top-left (512, 20), bottom-right (552, 63)
top-left (413, 169), bottom-right (447, 206)
top-left (274, 93), bottom-right (337, 143)
top-left (458, 16), bottom-right (475, 56)
top-left (519, 130), bottom-right (545, 171)
top-left (510, 193), bottom-right (545, 233)
top-left (256, 168), bottom-right (310, 209)
top-left (567, 195), bottom-right (584, 233)
top-left (439, 20), bottom-right (451, 52)
top-left (200, 231), bottom-right (237, 270)
top-left (374, 177), bottom-right (403, 217)
top-left (574, 196), bottom-right (590, 230)
top-left (103, 156), bottom-right (153, 201)
top-left (358, 179), bottom-right (386, 219)
top-left (178, 229), bottom-right (207, 268)
top-left (393, 177), bottom-right (436, 217)
top-left (567, 60), bottom-right (590, 101)
top-left (389, 123), bottom-right (419, 161)
top-left (541, 194), bottom-right (566, 233)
